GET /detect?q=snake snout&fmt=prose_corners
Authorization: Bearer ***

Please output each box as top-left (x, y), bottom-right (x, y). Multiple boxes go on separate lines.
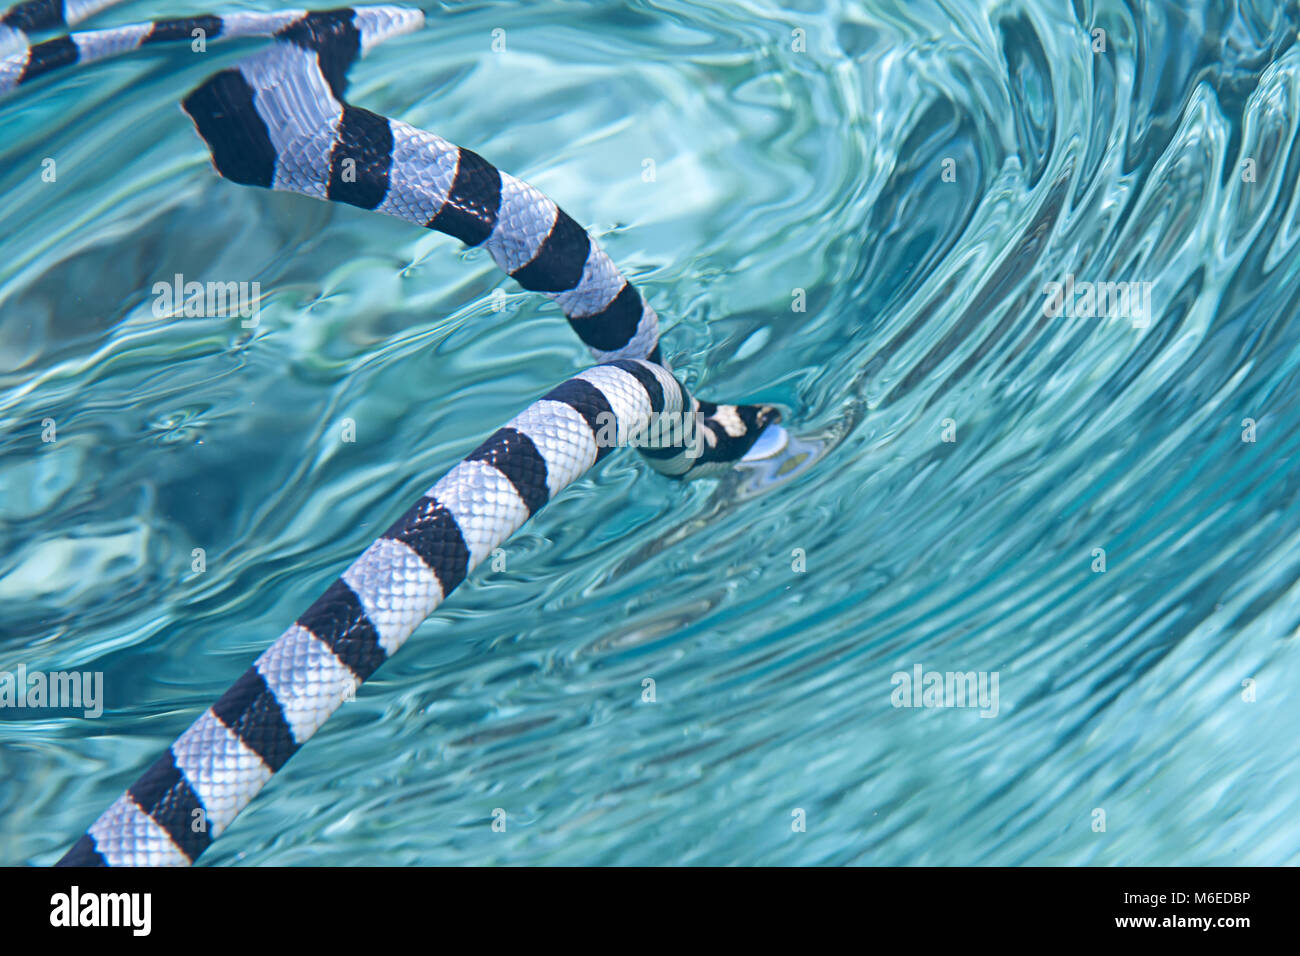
top-left (717, 402), bottom-right (785, 463)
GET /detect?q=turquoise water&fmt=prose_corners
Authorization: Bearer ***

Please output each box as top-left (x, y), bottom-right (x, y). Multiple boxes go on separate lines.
top-left (3, 0), bottom-right (1300, 865)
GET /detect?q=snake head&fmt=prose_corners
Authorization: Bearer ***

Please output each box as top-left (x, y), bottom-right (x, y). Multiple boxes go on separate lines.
top-left (681, 401), bottom-right (782, 476)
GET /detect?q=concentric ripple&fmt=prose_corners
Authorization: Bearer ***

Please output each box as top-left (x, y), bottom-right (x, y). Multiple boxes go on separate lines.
top-left (2, 0), bottom-right (1299, 865)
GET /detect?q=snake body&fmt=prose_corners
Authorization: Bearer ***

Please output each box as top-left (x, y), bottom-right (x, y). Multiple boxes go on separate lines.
top-left (13, 4), bottom-right (778, 866)
top-left (0, 0), bottom-right (122, 57)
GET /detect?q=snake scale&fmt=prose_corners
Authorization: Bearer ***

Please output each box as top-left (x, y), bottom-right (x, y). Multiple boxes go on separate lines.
top-left (2, 1), bottom-right (780, 865)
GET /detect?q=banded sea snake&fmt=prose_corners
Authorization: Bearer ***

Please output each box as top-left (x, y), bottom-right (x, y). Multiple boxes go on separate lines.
top-left (2, 2), bottom-right (783, 865)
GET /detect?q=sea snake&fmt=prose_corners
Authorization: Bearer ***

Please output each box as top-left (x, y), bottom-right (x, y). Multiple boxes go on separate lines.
top-left (7, 4), bottom-right (781, 865)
